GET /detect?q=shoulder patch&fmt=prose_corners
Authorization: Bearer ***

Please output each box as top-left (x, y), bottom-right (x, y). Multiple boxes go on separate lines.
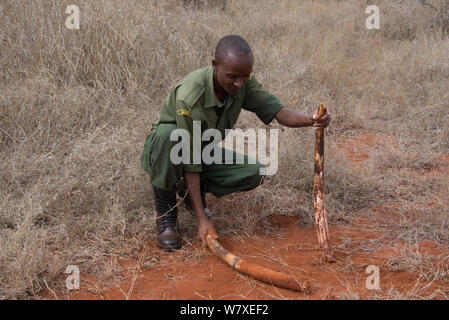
top-left (176, 109), bottom-right (192, 118)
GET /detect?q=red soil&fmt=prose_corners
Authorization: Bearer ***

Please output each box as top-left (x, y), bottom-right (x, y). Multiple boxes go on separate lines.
top-left (334, 132), bottom-right (398, 162)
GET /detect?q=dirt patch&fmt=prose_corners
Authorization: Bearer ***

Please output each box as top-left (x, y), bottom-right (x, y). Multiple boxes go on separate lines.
top-left (334, 132), bottom-right (398, 163)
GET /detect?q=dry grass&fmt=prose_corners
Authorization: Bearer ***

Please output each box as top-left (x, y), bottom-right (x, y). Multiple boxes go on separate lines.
top-left (387, 246), bottom-right (449, 283)
top-left (0, 0), bottom-right (448, 299)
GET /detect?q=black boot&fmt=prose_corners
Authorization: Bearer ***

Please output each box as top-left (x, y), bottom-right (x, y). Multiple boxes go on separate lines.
top-left (176, 178), bottom-right (213, 219)
top-left (153, 186), bottom-right (181, 251)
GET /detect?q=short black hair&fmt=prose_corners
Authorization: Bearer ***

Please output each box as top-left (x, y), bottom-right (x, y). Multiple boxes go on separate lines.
top-left (215, 35), bottom-right (253, 63)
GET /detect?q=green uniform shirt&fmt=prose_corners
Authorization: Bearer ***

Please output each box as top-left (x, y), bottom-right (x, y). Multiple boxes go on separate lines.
top-left (153, 66), bottom-right (284, 172)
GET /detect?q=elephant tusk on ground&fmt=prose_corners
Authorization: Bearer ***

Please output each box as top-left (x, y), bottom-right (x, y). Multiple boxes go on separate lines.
top-left (205, 234), bottom-right (312, 294)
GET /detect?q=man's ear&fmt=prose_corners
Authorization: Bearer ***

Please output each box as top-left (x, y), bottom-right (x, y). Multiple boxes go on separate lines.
top-left (212, 59), bottom-right (218, 70)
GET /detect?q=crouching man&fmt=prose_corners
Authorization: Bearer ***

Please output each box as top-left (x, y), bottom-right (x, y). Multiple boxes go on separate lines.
top-left (140, 35), bottom-right (331, 251)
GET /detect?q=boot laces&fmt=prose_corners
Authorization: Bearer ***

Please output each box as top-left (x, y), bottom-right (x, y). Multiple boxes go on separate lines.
top-left (157, 210), bottom-right (177, 231)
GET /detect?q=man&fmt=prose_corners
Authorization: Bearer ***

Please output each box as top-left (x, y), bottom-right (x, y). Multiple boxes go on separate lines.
top-left (140, 35), bottom-right (331, 251)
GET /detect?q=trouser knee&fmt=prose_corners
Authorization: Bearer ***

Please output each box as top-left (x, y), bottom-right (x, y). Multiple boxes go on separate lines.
top-left (140, 124), bottom-right (183, 190)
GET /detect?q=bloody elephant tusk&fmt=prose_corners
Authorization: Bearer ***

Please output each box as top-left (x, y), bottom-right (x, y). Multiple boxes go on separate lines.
top-left (313, 103), bottom-right (336, 263)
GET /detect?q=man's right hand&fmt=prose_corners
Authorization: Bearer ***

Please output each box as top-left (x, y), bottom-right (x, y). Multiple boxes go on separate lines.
top-left (198, 217), bottom-right (218, 244)
top-left (183, 171), bottom-right (219, 244)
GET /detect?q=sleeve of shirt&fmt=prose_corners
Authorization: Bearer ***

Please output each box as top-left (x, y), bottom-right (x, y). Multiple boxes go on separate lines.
top-left (175, 100), bottom-right (203, 173)
top-left (242, 74), bottom-right (284, 125)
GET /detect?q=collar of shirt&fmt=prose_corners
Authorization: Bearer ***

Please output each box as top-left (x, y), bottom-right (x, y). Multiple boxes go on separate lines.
top-left (204, 66), bottom-right (232, 109)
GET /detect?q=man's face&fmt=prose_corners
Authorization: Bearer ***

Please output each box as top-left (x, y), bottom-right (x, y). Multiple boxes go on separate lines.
top-left (213, 53), bottom-right (253, 96)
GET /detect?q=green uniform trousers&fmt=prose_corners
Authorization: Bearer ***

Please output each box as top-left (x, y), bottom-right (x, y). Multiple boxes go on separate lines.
top-left (140, 123), bottom-right (265, 198)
